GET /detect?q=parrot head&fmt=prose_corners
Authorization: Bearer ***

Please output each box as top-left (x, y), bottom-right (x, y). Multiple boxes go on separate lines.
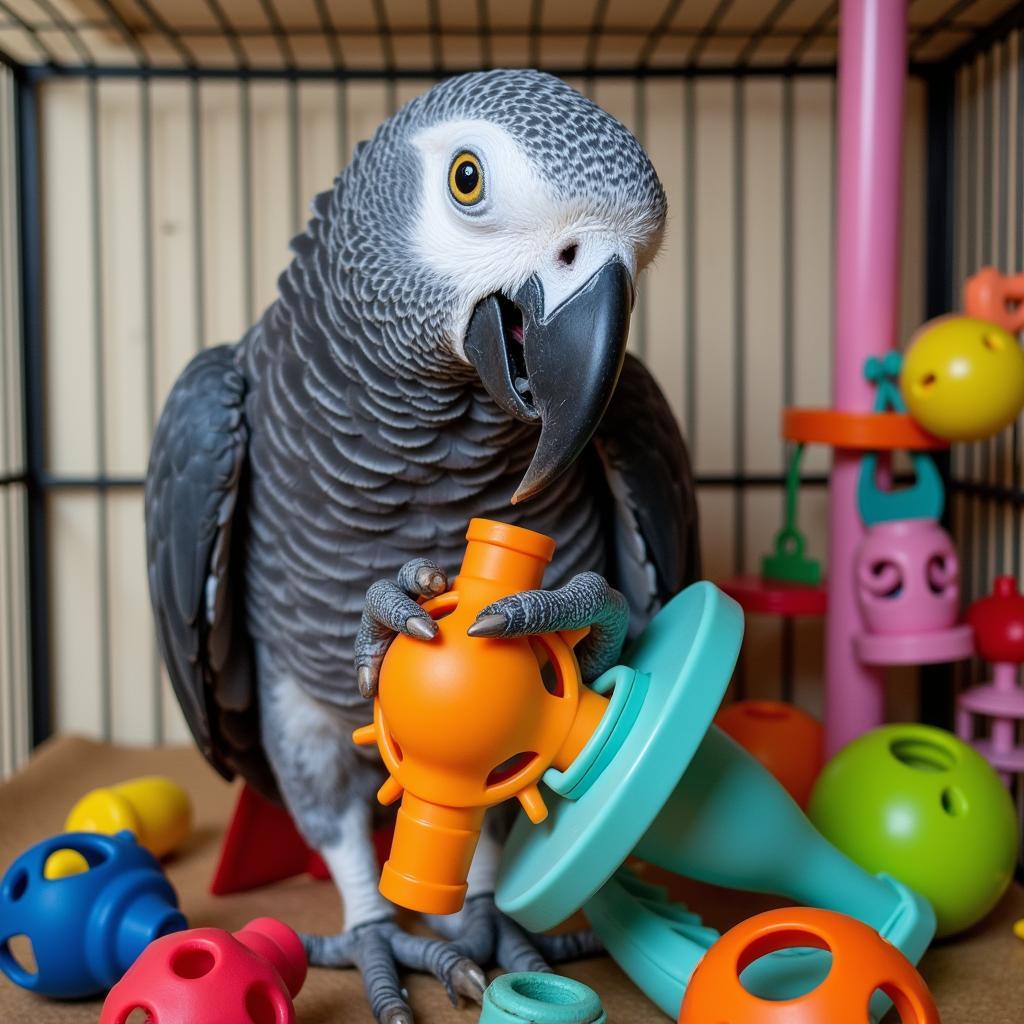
top-left (324, 69), bottom-right (666, 503)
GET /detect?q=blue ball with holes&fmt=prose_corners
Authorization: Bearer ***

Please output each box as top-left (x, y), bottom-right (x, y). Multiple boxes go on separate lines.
top-left (0, 829), bottom-right (187, 998)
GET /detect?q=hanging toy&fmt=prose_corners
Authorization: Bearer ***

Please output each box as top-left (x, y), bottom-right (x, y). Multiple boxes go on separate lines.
top-left (853, 354), bottom-right (972, 667)
top-left (762, 443), bottom-right (822, 587)
top-left (957, 576), bottom-right (1024, 785)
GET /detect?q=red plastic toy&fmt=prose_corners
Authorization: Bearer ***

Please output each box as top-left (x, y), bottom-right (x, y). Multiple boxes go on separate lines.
top-left (99, 917), bottom-right (307, 1024)
top-left (715, 701), bottom-right (824, 808)
top-left (677, 907), bottom-right (939, 1024)
top-left (958, 576), bottom-right (1024, 782)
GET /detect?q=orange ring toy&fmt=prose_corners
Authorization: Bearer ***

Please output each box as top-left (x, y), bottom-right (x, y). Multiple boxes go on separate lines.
top-left (678, 908), bottom-right (939, 1024)
top-left (782, 409), bottom-right (945, 451)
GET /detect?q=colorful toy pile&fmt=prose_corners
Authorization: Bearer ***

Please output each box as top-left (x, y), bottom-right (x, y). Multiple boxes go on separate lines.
top-left (355, 520), bottom-right (936, 1019)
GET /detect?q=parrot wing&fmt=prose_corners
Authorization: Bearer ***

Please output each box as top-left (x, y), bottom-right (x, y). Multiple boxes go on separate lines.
top-left (145, 344), bottom-right (279, 800)
top-left (594, 353), bottom-right (701, 631)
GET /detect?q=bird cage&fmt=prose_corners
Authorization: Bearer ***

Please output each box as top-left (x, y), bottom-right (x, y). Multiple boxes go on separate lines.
top-left (0, 0), bottom-right (1020, 818)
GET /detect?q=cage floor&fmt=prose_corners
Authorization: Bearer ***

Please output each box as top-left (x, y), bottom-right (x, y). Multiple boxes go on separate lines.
top-left (1, 736), bottom-right (1021, 1023)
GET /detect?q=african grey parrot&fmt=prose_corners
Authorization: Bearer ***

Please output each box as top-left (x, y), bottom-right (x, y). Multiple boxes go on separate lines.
top-left (145, 69), bottom-right (698, 1024)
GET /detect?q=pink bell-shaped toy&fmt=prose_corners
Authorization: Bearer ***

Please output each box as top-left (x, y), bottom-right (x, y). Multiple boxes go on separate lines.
top-left (853, 519), bottom-right (972, 665)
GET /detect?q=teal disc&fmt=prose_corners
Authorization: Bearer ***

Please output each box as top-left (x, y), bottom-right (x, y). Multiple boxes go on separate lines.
top-left (495, 582), bottom-right (744, 932)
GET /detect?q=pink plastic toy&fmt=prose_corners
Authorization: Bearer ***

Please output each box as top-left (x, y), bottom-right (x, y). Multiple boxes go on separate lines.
top-left (99, 917), bottom-right (307, 1024)
top-left (958, 576), bottom-right (1024, 784)
top-left (853, 519), bottom-right (972, 666)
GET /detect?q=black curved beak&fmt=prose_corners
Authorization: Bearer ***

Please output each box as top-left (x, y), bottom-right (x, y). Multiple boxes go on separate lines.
top-left (464, 259), bottom-right (634, 504)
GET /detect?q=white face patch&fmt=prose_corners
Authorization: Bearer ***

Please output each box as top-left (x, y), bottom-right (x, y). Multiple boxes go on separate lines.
top-left (411, 119), bottom-right (649, 361)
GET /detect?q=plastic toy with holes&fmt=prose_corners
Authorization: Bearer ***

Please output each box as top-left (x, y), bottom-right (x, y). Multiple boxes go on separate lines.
top-left (958, 576), bottom-right (1024, 784)
top-left (853, 354), bottom-right (973, 667)
top-left (0, 830), bottom-right (186, 998)
top-left (45, 775), bottom-right (193, 880)
top-left (353, 518), bottom-right (936, 1016)
top-left (353, 518), bottom-right (605, 915)
top-left (100, 917), bottom-right (307, 1024)
top-left (809, 724), bottom-right (1018, 937)
top-left (900, 312), bottom-right (1024, 444)
top-left (677, 907), bottom-right (939, 1024)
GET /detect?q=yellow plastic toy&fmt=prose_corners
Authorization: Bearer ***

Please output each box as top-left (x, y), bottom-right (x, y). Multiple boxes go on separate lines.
top-left (900, 315), bottom-right (1024, 442)
top-left (44, 776), bottom-right (193, 878)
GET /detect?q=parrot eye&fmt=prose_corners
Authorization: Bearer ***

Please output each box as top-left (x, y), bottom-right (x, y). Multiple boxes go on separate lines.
top-left (448, 151), bottom-right (484, 207)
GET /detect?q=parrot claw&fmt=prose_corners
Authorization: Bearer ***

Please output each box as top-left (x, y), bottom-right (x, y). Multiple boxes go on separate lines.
top-left (466, 613), bottom-right (508, 638)
top-left (405, 615), bottom-right (438, 640)
top-left (450, 959), bottom-right (488, 1004)
top-left (415, 565), bottom-right (448, 596)
top-left (303, 919), bottom-right (492, 1024)
top-left (357, 665), bottom-right (377, 699)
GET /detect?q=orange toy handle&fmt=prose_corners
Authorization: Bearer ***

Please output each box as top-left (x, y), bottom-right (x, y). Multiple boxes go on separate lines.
top-left (965, 267), bottom-right (1024, 334)
top-left (678, 908), bottom-right (939, 1024)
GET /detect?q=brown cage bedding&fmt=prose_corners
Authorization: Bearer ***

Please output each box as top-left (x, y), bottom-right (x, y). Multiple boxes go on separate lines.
top-left (0, 736), bottom-right (1022, 1023)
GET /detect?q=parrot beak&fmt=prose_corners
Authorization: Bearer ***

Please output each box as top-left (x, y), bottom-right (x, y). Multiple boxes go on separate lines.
top-left (464, 258), bottom-right (634, 504)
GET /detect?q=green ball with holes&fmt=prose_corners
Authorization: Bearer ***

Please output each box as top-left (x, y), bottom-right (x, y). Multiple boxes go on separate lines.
top-left (808, 723), bottom-right (1018, 937)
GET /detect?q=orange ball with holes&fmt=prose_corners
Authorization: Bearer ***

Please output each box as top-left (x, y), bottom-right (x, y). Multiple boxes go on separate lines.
top-left (715, 700), bottom-right (824, 808)
top-left (678, 908), bottom-right (939, 1024)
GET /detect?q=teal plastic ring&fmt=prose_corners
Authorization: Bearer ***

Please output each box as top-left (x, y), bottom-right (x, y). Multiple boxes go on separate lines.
top-left (480, 973), bottom-right (607, 1024)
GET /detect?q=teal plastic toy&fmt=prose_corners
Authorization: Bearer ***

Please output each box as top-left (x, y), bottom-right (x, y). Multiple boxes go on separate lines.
top-left (857, 353), bottom-right (945, 526)
top-left (479, 974), bottom-right (606, 1024)
top-left (808, 723), bottom-right (1019, 937)
top-left (761, 443), bottom-right (822, 585)
top-left (495, 584), bottom-right (936, 1019)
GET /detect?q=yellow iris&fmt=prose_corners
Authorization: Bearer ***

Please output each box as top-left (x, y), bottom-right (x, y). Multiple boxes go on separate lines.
top-left (448, 152), bottom-right (483, 206)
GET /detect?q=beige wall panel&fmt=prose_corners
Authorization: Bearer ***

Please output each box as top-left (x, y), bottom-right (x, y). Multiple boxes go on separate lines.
top-left (200, 82), bottom-right (247, 346)
top-left (790, 77), bottom-right (833, 477)
top-left (107, 491), bottom-right (157, 744)
top-left (50, 493), bottom-right (103, 738)
top-left (250, 82), bottom-right (298, 318)
top-left (643, 79), bottom-right (687, 423)
top-left (298, 81), bottom-right (346, 213)
top-left (150, 81), bottom-right (203, 410)
top-left (742, 78), bottom-right (785, 475)
top-left (98, 81), bottom-right (148, 477)
top-left (693, 79), bottom-right (737, 475)
top-left (42, 80), bottom-right (98, 476)
top-left (696, 488), bottom-right (736, 582)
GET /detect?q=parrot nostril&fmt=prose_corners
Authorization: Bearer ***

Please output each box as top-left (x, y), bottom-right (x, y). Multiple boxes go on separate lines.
top-left (558, 243), bottom-right (578, 268)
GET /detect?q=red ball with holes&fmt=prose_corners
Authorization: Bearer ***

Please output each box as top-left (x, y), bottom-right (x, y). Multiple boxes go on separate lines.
top-left (715, 700), bottom-right (824, 808)
top-left (99, 917), bottom-right (307, 1024)
top-left (967, 575), bottom-right (1024, 664)
top-left (677, 907), bottom-right (939, 1024)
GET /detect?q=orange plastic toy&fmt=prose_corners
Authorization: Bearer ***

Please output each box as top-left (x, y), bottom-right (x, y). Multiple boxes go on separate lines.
top-left (715, 701), bottom-right (824, 808)
top-left (677, 907), bottom-right (939, 1024)
top-left (965, 266), bottom-right (1024, 334)
top-left (353, 518), bottom-right (610, 915)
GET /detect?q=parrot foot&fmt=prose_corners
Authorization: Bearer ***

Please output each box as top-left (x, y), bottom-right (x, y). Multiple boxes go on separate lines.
top-left (429, 894), bottom-right (603, 974)
top-left (300, 919), bottom-right (486, 1024)
top-left (465, 571), bottom-right (629, 681)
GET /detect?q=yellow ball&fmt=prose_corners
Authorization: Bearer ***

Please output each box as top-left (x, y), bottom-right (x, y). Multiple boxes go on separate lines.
top-left (900, 315), bottom-right (1024, 442)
